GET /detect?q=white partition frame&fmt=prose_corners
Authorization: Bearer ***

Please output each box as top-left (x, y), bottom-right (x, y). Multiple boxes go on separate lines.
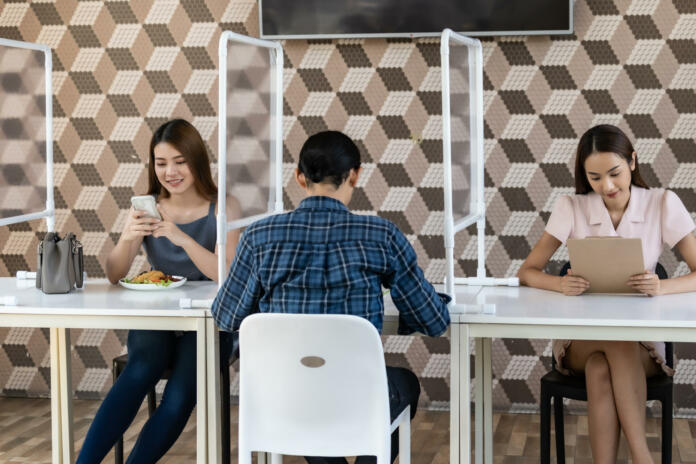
top-left (0, 38), bottom-right (54, 232)
top-left (441, 29), bottom-right (517, 301)
top-left (0, 38), bottom-right (64, 463)
top-left (217, 31), bottom-right (284, 286)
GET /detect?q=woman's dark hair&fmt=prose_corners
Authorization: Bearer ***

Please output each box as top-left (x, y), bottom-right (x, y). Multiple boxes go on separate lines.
top-left (298, 131), bottom-right (361, 189)
top-left (574, 124), bottom-right (649, 194)
top-left (147, 119), bottom-right (217, 201)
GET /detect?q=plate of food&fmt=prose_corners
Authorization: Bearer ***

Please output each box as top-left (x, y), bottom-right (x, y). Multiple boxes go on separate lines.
top-left (119, 270), bottom-right (186, 291)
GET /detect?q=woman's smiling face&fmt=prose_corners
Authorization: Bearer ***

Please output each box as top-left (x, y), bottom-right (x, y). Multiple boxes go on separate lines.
top-left (153, 142), bottom-right (193, 195)
top-left (584, 151), bottom-right (636, 207)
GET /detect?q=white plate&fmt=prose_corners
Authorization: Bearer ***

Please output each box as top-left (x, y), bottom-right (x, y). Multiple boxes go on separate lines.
top-left (119, 276), bottom-right (187, 291)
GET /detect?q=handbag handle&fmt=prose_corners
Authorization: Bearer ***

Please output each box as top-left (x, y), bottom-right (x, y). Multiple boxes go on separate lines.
top-left (72, 237), bottom-right (84, 289)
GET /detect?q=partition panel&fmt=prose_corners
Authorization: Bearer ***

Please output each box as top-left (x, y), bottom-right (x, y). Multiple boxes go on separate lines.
top-left (0, 38), bottom-right (53, 230)
top-left (441, 29), bottom-right (517, 294)
top-left (217, 31), bottom-right (283, 284)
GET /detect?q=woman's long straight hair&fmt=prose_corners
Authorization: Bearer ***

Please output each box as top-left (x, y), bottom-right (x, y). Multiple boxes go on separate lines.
top-left (574, 124), bottom-right (649, 194)
top-left (146, 119), bottom-right (217, 201)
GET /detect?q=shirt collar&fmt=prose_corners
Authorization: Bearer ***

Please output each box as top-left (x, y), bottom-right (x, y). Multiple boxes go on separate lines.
top-left (588, 186), bottom-right (646, 226)
top-left (297, 195), bottom-right (350, 212)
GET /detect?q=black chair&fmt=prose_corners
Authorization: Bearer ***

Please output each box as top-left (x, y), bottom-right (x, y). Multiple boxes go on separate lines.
top-left (112, 353), bottom-right (233, 464)
top-left (540, 262), bottom-right (673, 464)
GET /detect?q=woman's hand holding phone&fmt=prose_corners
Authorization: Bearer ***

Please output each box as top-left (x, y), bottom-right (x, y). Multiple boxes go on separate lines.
top-left (121, 208), bottom-right (160, 242)
top-left (559, 269), bottom-right (590, 296)
top-left (151, 204), bottom-right (191, 247)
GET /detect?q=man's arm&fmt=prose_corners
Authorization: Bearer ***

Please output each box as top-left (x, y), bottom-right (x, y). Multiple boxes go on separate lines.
top-left (384, 226), bottom-right (451, 337)
top-left (212, 230), bottom-right (262, 332)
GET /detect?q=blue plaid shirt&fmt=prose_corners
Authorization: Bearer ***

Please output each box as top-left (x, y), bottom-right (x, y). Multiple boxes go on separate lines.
top-left (212, 196), bottom-right (451, 336)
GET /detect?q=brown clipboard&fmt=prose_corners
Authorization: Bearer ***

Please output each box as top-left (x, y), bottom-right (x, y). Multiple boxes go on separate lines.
top-left (566, 237), bottom-right (645, 294)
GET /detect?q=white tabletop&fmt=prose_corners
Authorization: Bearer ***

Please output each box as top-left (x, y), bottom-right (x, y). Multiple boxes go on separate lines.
top-left (464, 286), bottom-right (696, 327)
top-left (0, 278), bottom-right (217, 317)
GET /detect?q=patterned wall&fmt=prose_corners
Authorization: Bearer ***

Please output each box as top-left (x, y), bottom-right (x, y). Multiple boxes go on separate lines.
top-left (0, 0), bottom-right (695, 415)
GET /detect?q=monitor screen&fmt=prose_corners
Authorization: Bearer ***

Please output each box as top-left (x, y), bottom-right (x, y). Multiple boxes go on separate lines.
top-left (260, 0), bottom-right (573, 39)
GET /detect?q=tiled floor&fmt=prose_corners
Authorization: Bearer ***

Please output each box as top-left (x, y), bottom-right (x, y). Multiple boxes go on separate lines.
top-left (0, 396), bottom-right (687, 463)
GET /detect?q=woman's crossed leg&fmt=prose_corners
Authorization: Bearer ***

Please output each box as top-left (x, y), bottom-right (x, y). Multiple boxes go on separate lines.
top-left (565, 340), bottom-right (659, 464)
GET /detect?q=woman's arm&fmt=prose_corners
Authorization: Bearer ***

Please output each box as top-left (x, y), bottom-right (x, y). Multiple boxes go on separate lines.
top-left (153, 198), bottom-right (243, 282)
top-left (631, 233), bottom-right (696, 296)
top-left (517, 232), bottom-right (589, 295)
top-left (106, 209), bottom-right (159, 284)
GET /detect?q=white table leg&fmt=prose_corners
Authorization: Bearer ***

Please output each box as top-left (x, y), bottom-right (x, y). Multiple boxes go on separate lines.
top-left (58, 328), bottom-right (74, 463)
top-left (461, 324), bottom-right (471, 464)
top-left (483, 338), bottom-right (492, 464)
top-left (196, 318), bottom-right (208, 464)
top-left (206, 318), bottom-right (222, 464)
top-left (450, 323), bottom-right (461, 464)
top-left (50, 328), bottom-right (62, 464)
top-left (474, 338), bottom-right (483, 464)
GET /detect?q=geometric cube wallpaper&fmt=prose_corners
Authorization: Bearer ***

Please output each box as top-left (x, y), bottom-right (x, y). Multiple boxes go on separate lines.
top-left (0, 0), bottom-right (695, 415)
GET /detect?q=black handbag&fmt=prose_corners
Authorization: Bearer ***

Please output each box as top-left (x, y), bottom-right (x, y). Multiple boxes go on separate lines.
top-left (36, 232), bottom-right (84, 294)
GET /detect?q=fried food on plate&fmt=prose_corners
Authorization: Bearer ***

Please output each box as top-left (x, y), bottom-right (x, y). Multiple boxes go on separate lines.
top-left (131, 270), bottom-right (166, 283)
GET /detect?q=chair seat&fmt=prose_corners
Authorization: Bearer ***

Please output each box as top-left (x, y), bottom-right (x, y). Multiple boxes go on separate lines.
top-left (113, 353), bottom-right (173, 378)
top-left (541, 368), bottom-right (673, 402)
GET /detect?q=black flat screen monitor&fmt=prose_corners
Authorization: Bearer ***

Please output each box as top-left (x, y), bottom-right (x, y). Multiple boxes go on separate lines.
top-left (260, 0), bottom-right (573, 39)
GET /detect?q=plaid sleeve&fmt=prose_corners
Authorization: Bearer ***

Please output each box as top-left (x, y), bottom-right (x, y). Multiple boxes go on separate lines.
top-left (212, 230), bottom-right (262, 332)
top-left (384, 225), bottom-right (451, 337)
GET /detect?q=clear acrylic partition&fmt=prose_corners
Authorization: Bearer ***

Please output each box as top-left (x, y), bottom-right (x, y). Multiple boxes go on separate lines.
top-left (447, 38), bottom-right (477, 226)
top-left (217, 32), bottom-right (283, 285)
top-left (441, 29), bottom-right (517, 296)
top-left (0, 39), bottom-right (53, 230)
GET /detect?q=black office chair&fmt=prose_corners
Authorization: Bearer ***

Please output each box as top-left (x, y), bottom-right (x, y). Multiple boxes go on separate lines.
top-left (540, 262), bottom-right (673, 464)
top-left (112, 353), bottom-right (234, 464)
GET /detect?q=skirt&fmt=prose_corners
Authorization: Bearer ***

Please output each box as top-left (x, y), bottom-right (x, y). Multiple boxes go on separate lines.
top-left (552, 340), bottom-right (673, 376)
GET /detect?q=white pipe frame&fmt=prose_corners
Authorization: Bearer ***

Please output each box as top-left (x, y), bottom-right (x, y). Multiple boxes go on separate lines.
top-left (217, 31), bottom-right (284, 288)
top-left (0, 38), bottom-right (54, 232)
top-left (441, 29), bottom-right (518, 295)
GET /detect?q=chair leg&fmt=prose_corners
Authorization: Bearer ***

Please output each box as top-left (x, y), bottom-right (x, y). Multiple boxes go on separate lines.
top-left (113, 361), bottom-right (124, 464)
top-left (147, 388), bottom-right (157, 416)
top-left (222, 364), bottom-right (231, 464)
top-left (398, 407), bottom-right (411, 464)
top-left (554, 396), bottom-right (565, 464)
top-left (540, 385), bottom-right (551, 464)
top-left (661, 392), bottom-right (673, 464)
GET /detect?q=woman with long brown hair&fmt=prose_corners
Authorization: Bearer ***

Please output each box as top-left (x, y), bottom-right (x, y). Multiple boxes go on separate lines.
top-left (518, 124), bottom-right (696, 464)
top-left (77, 119), bottom-right (240, 463)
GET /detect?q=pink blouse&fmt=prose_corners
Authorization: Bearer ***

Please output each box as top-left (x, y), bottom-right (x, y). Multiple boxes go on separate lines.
top-left (546, 186), bottom-right (695, 272)
top-left (545, 186), bottom-right (695, 376)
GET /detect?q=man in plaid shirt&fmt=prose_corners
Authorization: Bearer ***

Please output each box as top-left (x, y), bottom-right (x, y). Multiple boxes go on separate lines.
top-left (212, 131), bottom-right (451, 464)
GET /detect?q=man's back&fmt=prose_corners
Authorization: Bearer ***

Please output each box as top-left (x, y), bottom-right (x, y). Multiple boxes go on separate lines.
top-left (212, 196), bottom-right (450, 336)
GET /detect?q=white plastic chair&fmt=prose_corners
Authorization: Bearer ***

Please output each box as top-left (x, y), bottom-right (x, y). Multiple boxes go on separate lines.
top-left (238, 313), bottom-right (411, 464)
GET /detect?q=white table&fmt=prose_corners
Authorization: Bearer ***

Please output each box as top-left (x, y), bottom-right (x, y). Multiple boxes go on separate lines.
top-left (0, 277), bottom-right (222, 464)
top-left (457, 286), bottom-right (696, 464)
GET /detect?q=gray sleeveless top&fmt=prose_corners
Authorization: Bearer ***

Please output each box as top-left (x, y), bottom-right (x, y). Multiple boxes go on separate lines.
top-left (142, 202), bottom-right (216, 281)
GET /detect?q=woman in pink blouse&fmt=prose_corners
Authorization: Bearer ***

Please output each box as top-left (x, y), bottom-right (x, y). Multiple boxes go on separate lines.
top-left (518, 124), bottom-right (696, 464)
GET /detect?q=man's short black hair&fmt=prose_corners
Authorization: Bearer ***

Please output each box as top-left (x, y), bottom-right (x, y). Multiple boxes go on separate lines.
top-left (298, 131), bottom-right (361, 189)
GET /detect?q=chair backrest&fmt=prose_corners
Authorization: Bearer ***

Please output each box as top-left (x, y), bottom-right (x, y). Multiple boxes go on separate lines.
top-left (559, 262), bottom-right (668, 279)
top-left (238, 313), bottom-right (392, 461)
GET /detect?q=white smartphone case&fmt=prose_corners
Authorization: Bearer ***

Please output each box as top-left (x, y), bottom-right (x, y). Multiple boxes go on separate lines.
top-left (130, 195), bottom-right (161, 220)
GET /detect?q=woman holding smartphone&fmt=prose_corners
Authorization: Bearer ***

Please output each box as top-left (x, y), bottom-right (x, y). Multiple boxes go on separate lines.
top-left (76, 119), bottom-right (240, 463)
top-left (517, 124), bottom-right (696, 464)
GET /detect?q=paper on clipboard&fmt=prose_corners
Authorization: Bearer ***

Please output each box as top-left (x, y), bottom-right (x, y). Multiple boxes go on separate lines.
top-left (566, 237), bottom-right (644, 294)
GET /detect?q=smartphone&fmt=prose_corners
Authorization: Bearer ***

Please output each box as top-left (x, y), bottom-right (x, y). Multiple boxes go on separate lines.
top-left (130, 195), bottom-right (162, 220)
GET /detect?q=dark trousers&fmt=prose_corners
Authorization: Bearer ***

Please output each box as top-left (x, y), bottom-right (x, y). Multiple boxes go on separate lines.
top-left (304, 366), bottom-right (420, 464)
top-left (76, 330), bottom-right (235, 464)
